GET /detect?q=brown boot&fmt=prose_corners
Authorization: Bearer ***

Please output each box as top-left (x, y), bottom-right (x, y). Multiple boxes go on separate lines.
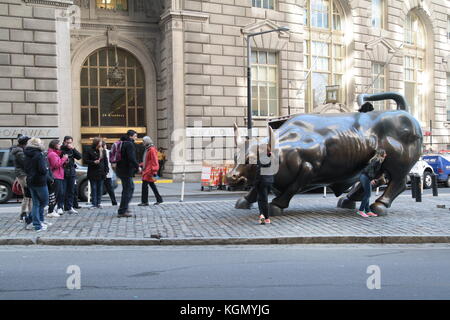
top-left (117, 211), bottom-right (133, 218)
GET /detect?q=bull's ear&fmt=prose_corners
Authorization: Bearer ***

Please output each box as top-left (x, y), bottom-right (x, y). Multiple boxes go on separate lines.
top-left (268, 126), bottom-right (275, 154)
top-left (233, 123), bottom-right (243, 147)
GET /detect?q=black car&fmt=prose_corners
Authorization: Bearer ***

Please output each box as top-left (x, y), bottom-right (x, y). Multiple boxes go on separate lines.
top-left (0, 148), bottom-right (117, 204)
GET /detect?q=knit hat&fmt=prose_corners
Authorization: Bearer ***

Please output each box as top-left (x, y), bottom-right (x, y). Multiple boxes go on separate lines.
top-left (143, 136), bottom-right (153, 146)
top-left (27, 137), bottom-right (45, 151)
top-left (18, 135), bottom-right (30, 145)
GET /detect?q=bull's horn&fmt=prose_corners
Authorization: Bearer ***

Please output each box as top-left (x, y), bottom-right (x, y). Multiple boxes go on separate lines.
top-left (268, 126), bottom-right (275, 154)
top-left (233, 123), bottom-right (243, 147)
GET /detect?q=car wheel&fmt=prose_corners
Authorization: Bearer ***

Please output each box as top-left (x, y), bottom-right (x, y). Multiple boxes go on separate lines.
top-left (423, 172), bottom-right (433, 189)
top-left (0, 181), bottom-right (12, 204)
top-left (446, 176), bottom-right (450, 188)
top-left (79, 180), bottom-right (89, 202)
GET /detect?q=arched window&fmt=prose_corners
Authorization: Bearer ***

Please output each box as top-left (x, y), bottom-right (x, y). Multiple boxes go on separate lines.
top-left (303, 0), bottom-right (345, 113)
top-left (404, 11), bottom-right (426, 122)
top-left (80, 47), bottom-right (145, 129)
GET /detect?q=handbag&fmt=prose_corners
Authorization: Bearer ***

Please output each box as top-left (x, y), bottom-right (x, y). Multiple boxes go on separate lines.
top-left (12, 178), bottom-right (23, 196)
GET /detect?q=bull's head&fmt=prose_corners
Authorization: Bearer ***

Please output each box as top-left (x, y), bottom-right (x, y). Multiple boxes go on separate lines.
top-left (226, 123), bottom-right (276, 186)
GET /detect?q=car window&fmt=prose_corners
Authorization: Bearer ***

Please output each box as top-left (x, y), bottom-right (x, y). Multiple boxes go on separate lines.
top-left (7, 153), bottom-right (14, 167)
top-left (0, 151), bottom-right (4, 167)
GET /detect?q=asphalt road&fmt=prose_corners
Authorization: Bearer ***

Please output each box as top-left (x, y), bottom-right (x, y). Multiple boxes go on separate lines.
top-left (0, 244), bottom-right (449, 300)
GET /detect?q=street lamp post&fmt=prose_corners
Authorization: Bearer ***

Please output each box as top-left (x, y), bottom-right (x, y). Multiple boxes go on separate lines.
top-left (245, 27), bottom-right (289, 140)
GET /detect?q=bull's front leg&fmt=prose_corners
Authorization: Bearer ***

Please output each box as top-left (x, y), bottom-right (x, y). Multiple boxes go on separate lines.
top-left (235, 187), bottom-right (257, 209)
top-left (270, 162), bottom-right (315, 216)
top-left (370, 173), bottom-right (406, 216)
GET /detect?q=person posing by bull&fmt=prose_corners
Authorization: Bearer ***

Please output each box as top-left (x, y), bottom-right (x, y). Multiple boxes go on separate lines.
top-left (255, 143), bottom-right (274, 225)
top-left (83, 137), bottom-right (108, 209)
top-left (24, 138), bottom-right (51, 232)
top-left (60, 136), bottom-right (82, 214)
top-left (47, 140), bottom-right (69, 217)
top-left (357, 148), bottom-right (387, 218)
top-left (11, 135), bottom-right (32, 221)
top-left (138, 136), bottom-right (163, 206)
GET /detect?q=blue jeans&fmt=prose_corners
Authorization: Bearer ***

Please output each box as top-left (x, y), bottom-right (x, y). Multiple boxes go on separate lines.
top-left (359, 174), bottom-right (371, 212)
top-left (89, 179), bottom-right (103, 207)
top-left (64, 175), bottom-right (76, 210)
top-left (29, 185), bottom-right (49, 230)
top-left (118, 177), bottom-right (134, 214)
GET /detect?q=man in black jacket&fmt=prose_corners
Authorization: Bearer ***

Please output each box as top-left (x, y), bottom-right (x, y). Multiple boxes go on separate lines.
top-left (60, 136), bottom-right (82, 214)
top-left (117, 130), bottom-right (140, 217)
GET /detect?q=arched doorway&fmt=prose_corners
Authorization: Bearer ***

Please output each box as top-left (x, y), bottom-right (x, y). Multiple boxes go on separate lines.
top-left (80, 47), bottom-right (146, 145)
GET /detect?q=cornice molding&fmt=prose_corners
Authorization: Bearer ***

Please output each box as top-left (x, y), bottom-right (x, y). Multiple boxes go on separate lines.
top-left (160, 10), bottom-right (209, 24)
top-left (241, 19), bottom-right (290, 39)
top-left (23, 0), bottom-right (73, 7)
top-left (365, 37), bottom-right (396, 54)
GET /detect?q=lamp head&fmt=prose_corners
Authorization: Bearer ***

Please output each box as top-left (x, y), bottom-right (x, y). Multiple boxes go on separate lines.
top-left (278, 26), bottom-right (290, 32)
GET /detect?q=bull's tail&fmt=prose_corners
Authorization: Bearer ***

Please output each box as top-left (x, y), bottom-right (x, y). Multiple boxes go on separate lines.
top-left (357, 92), bottom-right (408, 111)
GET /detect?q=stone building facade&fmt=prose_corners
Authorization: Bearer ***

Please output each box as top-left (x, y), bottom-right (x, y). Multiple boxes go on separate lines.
top-left (0, 0), bottom-right (449, 180)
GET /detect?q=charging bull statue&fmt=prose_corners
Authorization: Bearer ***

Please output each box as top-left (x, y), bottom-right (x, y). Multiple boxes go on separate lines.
top-left (226, 92), bottom-right (423, 216)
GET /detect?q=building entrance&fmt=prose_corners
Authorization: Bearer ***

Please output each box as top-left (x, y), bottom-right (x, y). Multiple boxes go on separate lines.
top-left (80, 47), bottom-right (146, 146)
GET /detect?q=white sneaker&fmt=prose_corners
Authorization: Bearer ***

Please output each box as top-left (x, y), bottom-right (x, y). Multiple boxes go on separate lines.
top-left (47, 212), bottom-right (60, 218)
top-left (36, 224), bottom-right (48, 232)
top-left (67, 208), bottom-right (78, 214)
top-left (56, 208), bottom-right (64, 215)
top-left (88, 204), bottom-right (96, 209)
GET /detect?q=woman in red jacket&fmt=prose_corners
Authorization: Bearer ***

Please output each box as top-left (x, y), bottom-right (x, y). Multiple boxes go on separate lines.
top-left (138, 136), bottom-right (163, 206)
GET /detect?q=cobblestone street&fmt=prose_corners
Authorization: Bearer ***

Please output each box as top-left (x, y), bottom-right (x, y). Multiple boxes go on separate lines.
top-left (1, 192), bottom-right (450, 244)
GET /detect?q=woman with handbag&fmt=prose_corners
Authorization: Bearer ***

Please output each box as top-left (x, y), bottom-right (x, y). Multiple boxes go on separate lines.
top-left (138, 136), bottom-right (163, 206)
top-left (11, 135), bottom-right (32, 221)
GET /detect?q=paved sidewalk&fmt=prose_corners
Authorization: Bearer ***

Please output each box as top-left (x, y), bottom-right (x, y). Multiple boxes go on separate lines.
top-left (1, 192), bottom-right (450, 245)
top-left (114, 181), bottom-right (247, 197)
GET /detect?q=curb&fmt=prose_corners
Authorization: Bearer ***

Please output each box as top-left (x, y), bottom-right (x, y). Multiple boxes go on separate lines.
top-left (1, 235), bottom-right (450, 246)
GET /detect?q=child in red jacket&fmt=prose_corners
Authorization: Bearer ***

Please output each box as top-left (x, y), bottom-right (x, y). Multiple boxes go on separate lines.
top-left (138, 136), bottom-right (163, 206)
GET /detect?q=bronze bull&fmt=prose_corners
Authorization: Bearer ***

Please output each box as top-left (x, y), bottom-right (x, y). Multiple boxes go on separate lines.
top-left (226, 92), bottom-right (423, 216)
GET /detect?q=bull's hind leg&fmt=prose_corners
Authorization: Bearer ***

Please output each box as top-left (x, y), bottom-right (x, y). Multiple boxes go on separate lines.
top-left (235, 187), bottom-right (257, 209)
top-left (370, 172), bottom-right (407, 216)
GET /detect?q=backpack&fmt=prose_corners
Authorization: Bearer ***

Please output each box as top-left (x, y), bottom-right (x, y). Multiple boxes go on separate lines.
top-left (109, 141), bottom-right (123, 169)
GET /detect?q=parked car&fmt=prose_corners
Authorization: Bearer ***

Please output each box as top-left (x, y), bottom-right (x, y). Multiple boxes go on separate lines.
top-left (407, 157), bottom-right (435, 189)
top-left (0, 148), bottom-right (117, 204)
top-left (422, 153), bottom-right (450, 187)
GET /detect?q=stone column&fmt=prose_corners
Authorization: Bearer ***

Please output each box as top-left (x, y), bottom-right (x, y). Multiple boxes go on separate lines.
top-left (160, 11), bottom-right (186, 181)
